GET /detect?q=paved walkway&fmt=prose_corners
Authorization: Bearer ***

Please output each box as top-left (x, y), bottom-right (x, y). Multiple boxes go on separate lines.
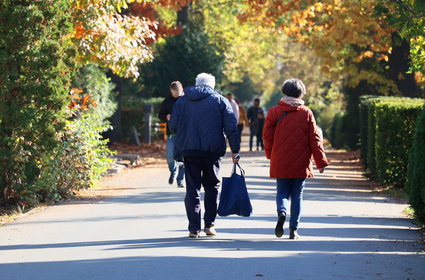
top-left (0, 149), bottom-right (424, 279)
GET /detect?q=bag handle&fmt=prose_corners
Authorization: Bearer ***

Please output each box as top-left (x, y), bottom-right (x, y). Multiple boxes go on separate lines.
top-left (232, 163), bottom-right (245, 177)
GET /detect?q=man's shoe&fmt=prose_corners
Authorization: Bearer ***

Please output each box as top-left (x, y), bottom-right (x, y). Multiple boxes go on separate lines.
top-left (275, 213), bottom-right (286, 238)
top-left (189, 232), bottom-right (200, 238)
top-left (168, 173), bottom-right (175, 185)
top-left (289, 227), bottom-right (300, 239)
top-left (204, 226), bottom-right (217, 236)
top-left (177, 182), bottom-right (185, 188)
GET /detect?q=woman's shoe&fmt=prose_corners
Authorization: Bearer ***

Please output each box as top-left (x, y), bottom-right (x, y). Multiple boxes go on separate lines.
top-left (289, 227), bottom-right (300, 239)
top-left (168, 172), bottom-right (175, 184)
top-left (275, 213), bottom-right (286, 238)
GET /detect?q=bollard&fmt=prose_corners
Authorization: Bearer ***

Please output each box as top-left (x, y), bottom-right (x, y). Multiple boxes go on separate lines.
top-left (143, 104), bottom-right (153, 144)
top-left (130, 126), bottom-right (141, 147)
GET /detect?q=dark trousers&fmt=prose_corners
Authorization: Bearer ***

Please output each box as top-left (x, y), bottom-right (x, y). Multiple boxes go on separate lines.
top-left (249, 125), bottom-right (256, 150)
top-left (256, 133), bottom-right (264, 150)
top-left (183, 156), bottom-right (221, 233)
top-left (237, 124), bottom-right (244, 144)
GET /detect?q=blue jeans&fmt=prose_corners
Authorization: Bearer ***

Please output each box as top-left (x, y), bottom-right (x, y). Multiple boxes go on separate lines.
top-left (276, 178), bottom-right (305, 229)
top-left (183, 157), bottom-right (220, 233)
top-left (166, 136), bottom-right (185, 184)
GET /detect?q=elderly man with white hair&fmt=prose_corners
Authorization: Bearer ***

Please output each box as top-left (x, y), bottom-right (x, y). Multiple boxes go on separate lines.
top-left (170, 73), bottom-right (240, 238)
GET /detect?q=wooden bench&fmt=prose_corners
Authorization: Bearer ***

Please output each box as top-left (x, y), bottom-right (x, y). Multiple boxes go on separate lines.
top-left (112, 154), bottom-right (141, 166)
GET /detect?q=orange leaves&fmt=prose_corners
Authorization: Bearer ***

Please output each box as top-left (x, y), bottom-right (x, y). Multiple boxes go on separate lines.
top-left (70, 0), bottom-right (158, 78)
top-left (69, 0), bottom-right (199, 78)
top-left (129, 1), bottom-right (187, 43)
top-left (68, 88), bottom-right (97, 111)
top-left (74, 22), bottom-right (86, 39)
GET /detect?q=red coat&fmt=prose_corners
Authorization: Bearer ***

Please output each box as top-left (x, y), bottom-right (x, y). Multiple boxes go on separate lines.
top-left (262, 101), bottom-right (328, 178)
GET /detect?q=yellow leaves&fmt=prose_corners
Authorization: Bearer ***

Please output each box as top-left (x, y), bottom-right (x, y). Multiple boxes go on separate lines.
top-left (313, 2), bottom-right (323, 13)
top-left (356, 50), bottom-right (390, 63)
top-left (239, 0), bottom-right (397, 89)
top-left (414, 72), bottom-right (425, 84)
top-left (363, 50), bottom-right (374, 58)
top-left (70, 0), bottom-right (159, 78)
top-left (378, 54), bottom-right (389, 62)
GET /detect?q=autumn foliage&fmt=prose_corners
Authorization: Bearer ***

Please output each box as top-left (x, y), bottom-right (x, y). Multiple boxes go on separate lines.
top-left (70, 0), bottom-right (196, 78)
top-left (239, 0), bottom-right (397, 92)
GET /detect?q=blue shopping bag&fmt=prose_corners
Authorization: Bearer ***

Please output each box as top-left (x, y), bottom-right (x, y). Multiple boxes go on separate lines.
top-left (217, 163), bottom-right (253, 217)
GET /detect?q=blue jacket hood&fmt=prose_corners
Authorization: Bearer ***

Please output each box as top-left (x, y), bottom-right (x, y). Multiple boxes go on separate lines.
top-left (184, 85), bottom-right (215, 101)
top-left (169, 85), bottom-right (240, 160)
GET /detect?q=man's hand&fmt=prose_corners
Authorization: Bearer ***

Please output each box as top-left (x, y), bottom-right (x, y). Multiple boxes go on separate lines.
top-left (166, 114), bottom-right (171, 121)
top-left (319, 167), bottom-right (325, 173)
top-left (232, 153), bottom-right (240, 164)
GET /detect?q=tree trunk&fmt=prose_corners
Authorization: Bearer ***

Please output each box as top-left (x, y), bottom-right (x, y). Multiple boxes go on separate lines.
top-left (177, 4), bottom-right (190, 26)
top-left (388, 33), bottom-right (419, 97)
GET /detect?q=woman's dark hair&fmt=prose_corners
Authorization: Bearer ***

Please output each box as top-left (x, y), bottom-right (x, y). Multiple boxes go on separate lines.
top-left (170, 81), bottom-right (183, 91)
top-left (281, 78), bottom-right (306, 98)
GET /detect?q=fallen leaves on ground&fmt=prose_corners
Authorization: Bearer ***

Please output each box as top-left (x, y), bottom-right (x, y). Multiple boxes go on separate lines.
top-left (109, 140), bottom-right (167, 167)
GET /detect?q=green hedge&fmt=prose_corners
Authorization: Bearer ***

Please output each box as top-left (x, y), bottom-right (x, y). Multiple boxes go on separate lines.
top-left (359, 96), bottom-right (377, 169)
top-left (330, 112), bottom-right (346, 149)
top-left (359, 96), bottom-right (394, 175)
top-left (330, 111), bottom-right (360, 150)
top-left (375, 100), bottom-right (424, 185)
top-left (0, 2), bottom-right (77, 204)
top-left (407, 106), bottom-right (425, 222)
top-left (360, 96), bottom-right (425, 185)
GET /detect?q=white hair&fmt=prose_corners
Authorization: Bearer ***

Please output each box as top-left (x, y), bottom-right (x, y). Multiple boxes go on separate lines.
top-left (195, 73), bottom-right (215, 89)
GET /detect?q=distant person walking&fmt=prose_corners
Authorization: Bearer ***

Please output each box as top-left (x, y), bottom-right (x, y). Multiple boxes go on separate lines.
top-left (235, 98), bottom-right (249, 145)
top-left (158, 81), bottom-right (185, 188)
top-left (247, 98), bottom-right (262, 151)
top-left (255, 109), bottom-right (265, 151)
top-left (170, 73), bottom-right (240, 238)
top-left (263, 78), bottom-right (328, 239)
top-left (226, 93), bottom-right (239, 123)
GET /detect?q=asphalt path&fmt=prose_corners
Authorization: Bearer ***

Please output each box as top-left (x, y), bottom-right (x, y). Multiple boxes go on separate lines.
top-left (0, 150), bottom-right (424, 280)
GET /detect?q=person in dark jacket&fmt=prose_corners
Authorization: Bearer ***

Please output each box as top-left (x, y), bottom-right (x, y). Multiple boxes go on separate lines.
top-left (169, 73), bottom-right (240, 238)
top-left (158, 81), bottom-right (185, 188)
top-left (247, 98), bottom-right (263, 151)
top-left (255, 109), bottom-right (265, 151)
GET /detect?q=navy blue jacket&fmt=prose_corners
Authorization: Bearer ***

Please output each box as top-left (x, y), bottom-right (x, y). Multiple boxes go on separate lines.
top-left (169, 85), bottom-right (240, 160)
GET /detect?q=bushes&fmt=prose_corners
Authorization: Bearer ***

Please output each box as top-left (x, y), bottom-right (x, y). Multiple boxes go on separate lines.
top-left (72, 64), bottom-right (117, 121)
top-left (374, 100), bottom-right (424, 185)
top-left (329, 112), bottom-right (357, 149)
top-left (407, 107), bottom-right (425, 221)
top-left (35, 113), bottom-right (113, 202)
top-left (360, 96), bottom-right (425, 186)
top-left (329, 112), bottom-right (346, 149)
top-left (0, 1), bottom-right (77, 204)
top-left (360, 96), bottom-right (425, 222)
top-left (0, 3), bottom-right (117, 205)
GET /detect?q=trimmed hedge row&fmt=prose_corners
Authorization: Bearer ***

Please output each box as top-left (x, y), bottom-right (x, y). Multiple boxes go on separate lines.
top-left (359, 96), bottom-right (425, 186)
top-left (407, 107), bottom-right (425, 221)
top-left (360, 96), bottom-right (425, 222)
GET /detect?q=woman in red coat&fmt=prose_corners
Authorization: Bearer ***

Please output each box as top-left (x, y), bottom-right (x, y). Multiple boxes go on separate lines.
top-left (262, 78), bottom-right (328, 239)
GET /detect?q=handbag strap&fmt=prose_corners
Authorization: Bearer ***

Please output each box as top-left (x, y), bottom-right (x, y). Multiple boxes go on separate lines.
top-left (276, 111), bottom-right (292, 126)
top-left (273, 111), bottom-right (293, 140)
top-left (232, 163), bottom-right (245, 177)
